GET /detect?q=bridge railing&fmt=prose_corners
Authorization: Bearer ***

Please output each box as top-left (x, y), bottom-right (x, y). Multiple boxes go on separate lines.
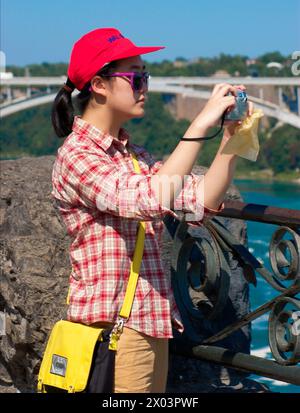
top-left (164, 200), bottom-right (300, 386)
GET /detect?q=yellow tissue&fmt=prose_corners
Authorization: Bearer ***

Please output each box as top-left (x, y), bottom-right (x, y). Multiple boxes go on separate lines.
top-left (221, 109), bottom-right (264, 162)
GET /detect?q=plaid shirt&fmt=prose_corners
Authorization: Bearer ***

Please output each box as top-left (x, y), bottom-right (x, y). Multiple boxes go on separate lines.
top-left (51, 116), bottom-right (223, 338)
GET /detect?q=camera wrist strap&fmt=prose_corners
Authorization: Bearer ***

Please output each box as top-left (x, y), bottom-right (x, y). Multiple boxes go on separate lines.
top-left (180, 112), bottom-right (226, 142)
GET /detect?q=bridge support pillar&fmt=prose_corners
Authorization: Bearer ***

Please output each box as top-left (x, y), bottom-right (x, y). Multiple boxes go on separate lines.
top-left (6, 86), bottom-right (12, 102)
top-left (278, 86), bottom-right (284, 108)
top-left (259, 88), bottom-right (264, 100)
top-left (26, 87), bottom-right (31, 98)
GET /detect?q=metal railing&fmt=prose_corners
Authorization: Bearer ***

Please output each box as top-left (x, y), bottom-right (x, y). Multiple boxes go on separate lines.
top-left (164, 200), bottom-right (300, 386)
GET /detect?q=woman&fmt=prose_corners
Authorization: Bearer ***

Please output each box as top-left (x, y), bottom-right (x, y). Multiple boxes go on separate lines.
top-left (51, 27), bottom-right (253, 393)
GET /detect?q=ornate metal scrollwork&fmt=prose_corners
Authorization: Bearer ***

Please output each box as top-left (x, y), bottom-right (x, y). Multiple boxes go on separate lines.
top-left (268, 297), bottom-right (300, 365)
top-left (165, 200), bottom-right (300, 385)
top-left (269, 226), bottom-right (300, 284)
top-left (170, 219), bottom-right (231, 342)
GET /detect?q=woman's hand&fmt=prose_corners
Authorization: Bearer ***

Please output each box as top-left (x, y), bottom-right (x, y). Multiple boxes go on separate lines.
top-left (222, 90), bottom-right (254, 142)
top-left (192, 83), bottom-right (245, 131)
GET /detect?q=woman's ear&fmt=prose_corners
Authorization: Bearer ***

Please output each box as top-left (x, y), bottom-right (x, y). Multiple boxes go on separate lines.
top-left (90, 75), bottom-right (108, 97)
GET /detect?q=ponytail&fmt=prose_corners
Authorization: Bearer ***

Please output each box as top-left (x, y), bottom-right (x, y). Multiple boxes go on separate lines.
top-left (51, 78), bottom-right (75, 138)
top-left (52, 61), bottom-right (119, 138)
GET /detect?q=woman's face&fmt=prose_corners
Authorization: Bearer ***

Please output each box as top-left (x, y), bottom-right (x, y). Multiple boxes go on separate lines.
top-left (99, 55), bottom-right (149, 122)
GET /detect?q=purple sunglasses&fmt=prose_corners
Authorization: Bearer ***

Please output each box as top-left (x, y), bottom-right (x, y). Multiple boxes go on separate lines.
top-left (89, 71), bottom-right (150, 92)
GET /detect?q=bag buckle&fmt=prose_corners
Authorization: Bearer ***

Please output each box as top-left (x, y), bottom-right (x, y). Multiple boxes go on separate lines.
top-left (108, 317), bottom-right (127, 351)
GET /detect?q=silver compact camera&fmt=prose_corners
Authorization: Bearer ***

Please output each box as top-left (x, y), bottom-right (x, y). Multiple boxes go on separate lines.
top-left (225, 90), bottom-right (248, 121)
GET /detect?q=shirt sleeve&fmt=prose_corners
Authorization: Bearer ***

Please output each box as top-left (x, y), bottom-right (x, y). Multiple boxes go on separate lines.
top-left (56, 150), bottom-right (178, 221)
top-left (149, 159), bottom-right (225, 226)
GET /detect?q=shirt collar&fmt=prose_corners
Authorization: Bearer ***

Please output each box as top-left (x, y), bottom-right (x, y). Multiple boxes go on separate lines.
top-left (72, 115), bottom-right (130, 153)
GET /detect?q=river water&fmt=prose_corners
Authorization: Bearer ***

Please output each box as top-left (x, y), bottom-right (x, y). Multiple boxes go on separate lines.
top-left (234, 179), bottom-right (300, 393)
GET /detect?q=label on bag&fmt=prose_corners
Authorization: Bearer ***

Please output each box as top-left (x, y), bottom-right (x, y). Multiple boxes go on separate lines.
top-left (50, 354), bottom-right (68, 377)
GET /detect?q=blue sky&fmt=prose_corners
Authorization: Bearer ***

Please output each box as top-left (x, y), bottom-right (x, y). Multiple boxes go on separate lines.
top-left (1, 0), bottom-right (300, 66)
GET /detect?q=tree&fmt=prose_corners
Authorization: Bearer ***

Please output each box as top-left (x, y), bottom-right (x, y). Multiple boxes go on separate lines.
top-left (263, 125), bottom-right (300, 174)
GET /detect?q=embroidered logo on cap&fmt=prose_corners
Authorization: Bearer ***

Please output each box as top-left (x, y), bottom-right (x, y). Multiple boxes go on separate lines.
top-left (108, 34), bottom-right (124, 43)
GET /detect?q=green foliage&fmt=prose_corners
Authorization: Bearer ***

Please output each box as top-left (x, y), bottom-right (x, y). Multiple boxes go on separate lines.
top-left (6, 62), bottom-right (68, 77)
top-left (144, 51), bottom-right (292, 78)
top-left (146, 54), bottom-right (249, 77)
top-left (247, 51), bottom-right (293, 77)
top-left (6, 51), bottom-right (292, 78)
top-left (0, 104), bottom-right (60, 158)
top-left (263, 125), bottom-right (300, 173)
top-left (258, 52), bottom-right (287, 64)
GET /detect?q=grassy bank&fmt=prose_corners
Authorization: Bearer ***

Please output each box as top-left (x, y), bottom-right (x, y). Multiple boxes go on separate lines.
top-left (234, 169), bottom-right (300, 184)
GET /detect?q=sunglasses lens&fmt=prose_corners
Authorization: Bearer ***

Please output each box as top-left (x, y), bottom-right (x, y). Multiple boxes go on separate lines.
top-left (133, 73), bottom-right (149, 91)
top-left (133, 74), bottom-right (142, 91)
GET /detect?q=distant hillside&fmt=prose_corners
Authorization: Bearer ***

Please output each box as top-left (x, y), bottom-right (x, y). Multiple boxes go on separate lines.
top-left (6, 51), bottom-right (294, 77)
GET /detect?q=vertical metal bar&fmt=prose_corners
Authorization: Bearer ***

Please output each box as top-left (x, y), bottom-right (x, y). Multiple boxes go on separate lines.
top-left (278, 86), bottom-right (283, 107)
top-left (6, 86), bottom-right (12, 101)
top-left (259, 87), bottom-right (264, 100)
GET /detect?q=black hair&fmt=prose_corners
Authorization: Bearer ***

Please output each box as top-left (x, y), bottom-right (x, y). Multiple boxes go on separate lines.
top-left (51, 61), bottom-right (119, 138)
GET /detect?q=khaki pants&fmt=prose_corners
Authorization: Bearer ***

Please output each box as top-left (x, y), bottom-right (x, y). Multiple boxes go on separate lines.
top-left (114, 326), bottom-right (169, 393)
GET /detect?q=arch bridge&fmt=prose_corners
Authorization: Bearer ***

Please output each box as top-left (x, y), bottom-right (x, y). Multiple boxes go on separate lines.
top-left (1, 76), bottom-right (300, 128)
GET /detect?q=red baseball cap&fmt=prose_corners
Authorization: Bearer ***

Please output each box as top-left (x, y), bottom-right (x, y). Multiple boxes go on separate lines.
top-left (67, 28), bottom-right (165, 91)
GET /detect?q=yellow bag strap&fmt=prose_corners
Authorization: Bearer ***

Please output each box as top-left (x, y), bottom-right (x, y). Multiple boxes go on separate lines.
top-left (108, 148), bottom-right (147, 350)
top-left (66, 148), bottom-right (146, 318)
top-left (65, 148), bottom-right (146, 350)
top-left (119, 149), bottom-right (146, 319)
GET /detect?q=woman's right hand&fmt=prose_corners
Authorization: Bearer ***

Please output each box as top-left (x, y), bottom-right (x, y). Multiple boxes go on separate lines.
top-left (192, 83), bottom-right (245, 131)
